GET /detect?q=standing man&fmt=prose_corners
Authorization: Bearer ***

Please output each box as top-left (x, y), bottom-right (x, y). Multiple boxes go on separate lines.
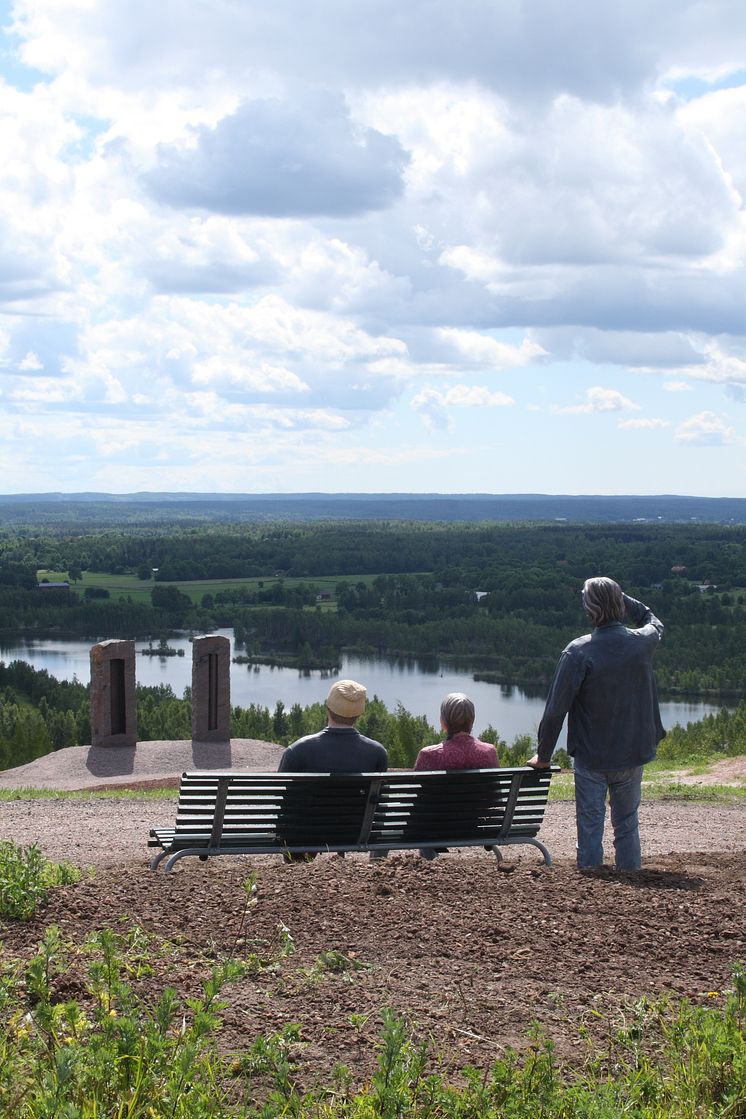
top-left (278, 678), bottom-right (387, 772)
top-left (527, 577), bottom-right (664, 871)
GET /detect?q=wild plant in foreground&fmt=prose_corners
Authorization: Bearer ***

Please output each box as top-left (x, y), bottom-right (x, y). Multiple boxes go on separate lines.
top-left (0, 918), bottom-right (744, 1117)
top-left (0, 924), bottom-right (246, 1118)
top-left (0, 840), bottom-right (80, 920)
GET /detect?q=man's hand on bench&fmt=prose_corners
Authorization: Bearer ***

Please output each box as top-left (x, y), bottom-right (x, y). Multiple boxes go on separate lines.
top-left (526, 754), bottom-right (551, 769)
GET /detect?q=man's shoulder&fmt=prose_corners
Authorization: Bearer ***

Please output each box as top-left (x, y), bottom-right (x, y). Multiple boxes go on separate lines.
top-left (563, 632), bottom-right (592, 655)
top-left (287, 729), bottom-right (326, 751)
top-left (353, 730), bottom-right (387, 752)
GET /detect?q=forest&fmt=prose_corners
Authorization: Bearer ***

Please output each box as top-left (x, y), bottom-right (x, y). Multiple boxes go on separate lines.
top-left (3, 490), bottom-right (746, 525)
top-left (1, 514), bottom-right (746, 766)
top-left (3, 657), bottom-right (746, 775)
top-left (2, 519), bottom-right (746, 695)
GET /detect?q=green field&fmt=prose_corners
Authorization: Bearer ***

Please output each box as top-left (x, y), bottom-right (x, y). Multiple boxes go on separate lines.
top-left (36, 569), bottom-right (393, 607)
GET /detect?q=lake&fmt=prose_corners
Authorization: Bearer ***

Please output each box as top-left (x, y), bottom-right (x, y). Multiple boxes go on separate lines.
top-left (0, 630), bottom-right (727, 746)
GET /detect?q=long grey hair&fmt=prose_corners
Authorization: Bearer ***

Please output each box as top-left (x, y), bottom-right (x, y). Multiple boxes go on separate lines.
top-left (581, 577), bottom-right (625, 627)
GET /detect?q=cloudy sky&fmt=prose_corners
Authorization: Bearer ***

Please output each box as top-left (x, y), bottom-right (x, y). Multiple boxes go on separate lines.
top-left (1, 0), bottom-right (746, 496)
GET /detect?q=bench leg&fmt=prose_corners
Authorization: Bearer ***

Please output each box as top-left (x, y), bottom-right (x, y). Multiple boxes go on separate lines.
top-left (150, 849), bottom-right (169, 871)
top-left (163, 848), bottom-right (207, 873)
top-left (491, 839), bottom-right (553, 867)
top-left (515, 838), bottom-right (553, 867)
top-left (529, 838), bottom-right (553, 867)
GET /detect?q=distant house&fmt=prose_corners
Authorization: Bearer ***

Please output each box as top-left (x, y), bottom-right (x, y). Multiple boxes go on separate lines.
top-left (37, 581), bottom-right (70, 592)
top-left (475, 591), bottom-right (489, 601)
top-left (670, 565), bottom-right (687, 575)
top-left (316, 592), bottom-right (332, 601)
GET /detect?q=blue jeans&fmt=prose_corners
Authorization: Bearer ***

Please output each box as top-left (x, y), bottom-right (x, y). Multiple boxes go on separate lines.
top-left (573, 762), bottom-right (643, 871)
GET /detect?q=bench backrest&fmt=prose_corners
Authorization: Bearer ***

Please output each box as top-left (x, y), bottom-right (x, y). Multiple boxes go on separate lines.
top-left (171, 767), bottom-right (556, 851)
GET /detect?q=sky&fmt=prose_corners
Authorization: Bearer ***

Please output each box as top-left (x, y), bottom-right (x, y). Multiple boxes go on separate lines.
top-left (1, 1), bottom-right (746, 496)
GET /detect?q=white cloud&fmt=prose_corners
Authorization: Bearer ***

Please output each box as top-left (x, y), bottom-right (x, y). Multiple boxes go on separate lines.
top-left (145, 93), bottom-right (408, 218)
top-left (18, 351), bottom-right (43, 371)
top-left (675, 410), bottom-right (738, 445)
top-left (437, 328), bottom-right (546, 369)
top-left (3, 1), bottom-right (664, 100)
top-left (191, 358), bottom-right (309, 395)
top-left (617, 417), bottom-right (671, 430)
top-left (412, 383), bottom-right (514, 430)
top-left (531, 327), bottom-right (704, 370)
top-left (2, 293), bottom-right (414, 431)
top-left (678, 85), bottom-right (746, 200)
top-left (556, 387), bottom-right (640, 415)
top-left (402, 92), bottom-right (739, 272)
top-left (2, 1), bottom-right (746, 493)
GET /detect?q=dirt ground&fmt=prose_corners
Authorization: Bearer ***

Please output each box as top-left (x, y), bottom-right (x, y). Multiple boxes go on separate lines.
top-left (2, 796), bottom-right (745, 1089)
top-left (1, 741), bottom-right (745, 1088)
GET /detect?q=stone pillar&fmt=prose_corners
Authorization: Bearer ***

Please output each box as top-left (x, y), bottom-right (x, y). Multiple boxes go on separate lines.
top-left (191, 634), bottom-right (231, 743)
top-left (90, 639), bottom-right (137, 747)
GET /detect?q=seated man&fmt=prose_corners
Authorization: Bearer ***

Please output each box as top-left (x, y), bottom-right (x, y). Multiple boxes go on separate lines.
top-left (278, 679), bottom-right (387, 773)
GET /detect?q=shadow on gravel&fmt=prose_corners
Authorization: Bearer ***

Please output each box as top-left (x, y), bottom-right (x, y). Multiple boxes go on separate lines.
top-left (85, 745), bottom-right (135, 778)
top-left (192, 740), bottom-right (232, 769)
top-left (579, 866), bottom-right (705, 891)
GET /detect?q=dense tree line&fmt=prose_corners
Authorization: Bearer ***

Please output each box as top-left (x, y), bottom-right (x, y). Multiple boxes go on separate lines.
top-left (2, 660), bottom-right (743, 775)
top-left (6, 520), bottom-right (746, 586)
top-left (0, 661), bottom-right (90, 770)
top-left (3, 521), bottom-right (746, 694)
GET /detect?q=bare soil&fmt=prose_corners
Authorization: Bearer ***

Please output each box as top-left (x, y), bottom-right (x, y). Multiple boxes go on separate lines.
top-left (2, 789), bottom-right (745, 1090)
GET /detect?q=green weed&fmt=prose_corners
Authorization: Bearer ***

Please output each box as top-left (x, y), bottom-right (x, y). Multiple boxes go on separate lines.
top-left (0, 841), bottom-right (80, 920)
top-left (303, 949), bottom-right (371, 984)
top-left (1, 926), bottom-right (247, 1118)
top-left (0, 926), bottom-right (744, 1116)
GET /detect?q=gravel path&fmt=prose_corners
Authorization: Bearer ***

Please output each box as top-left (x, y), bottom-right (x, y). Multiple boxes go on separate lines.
top-left (3, 791), bottom-right (745, 871)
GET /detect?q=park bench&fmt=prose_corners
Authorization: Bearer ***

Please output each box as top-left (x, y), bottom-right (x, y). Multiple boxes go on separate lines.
top-left (149, 765), bottom-right (560, 874)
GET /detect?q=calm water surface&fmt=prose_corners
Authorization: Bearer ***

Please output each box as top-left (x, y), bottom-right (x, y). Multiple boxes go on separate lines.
top-left (0, 630), bottom-right (727, 746)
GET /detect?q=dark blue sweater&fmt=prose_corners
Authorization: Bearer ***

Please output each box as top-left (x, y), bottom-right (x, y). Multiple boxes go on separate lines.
top-left (278, 725), bottom-right (388, 773)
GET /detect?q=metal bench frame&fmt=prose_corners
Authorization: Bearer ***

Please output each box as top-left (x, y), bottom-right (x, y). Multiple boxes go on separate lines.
top-left (149, 766), bottom-right (559, 874)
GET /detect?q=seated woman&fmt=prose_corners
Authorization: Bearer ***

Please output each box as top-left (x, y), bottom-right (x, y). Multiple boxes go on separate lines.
top-left (414, 693), bottom-right (498, 859)
top-left (415, 692), bottom-right (498, 771)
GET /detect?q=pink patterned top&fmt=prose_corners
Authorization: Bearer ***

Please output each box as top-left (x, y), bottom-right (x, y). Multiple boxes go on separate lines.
top-left (414, 732), bottom-right (498, 771)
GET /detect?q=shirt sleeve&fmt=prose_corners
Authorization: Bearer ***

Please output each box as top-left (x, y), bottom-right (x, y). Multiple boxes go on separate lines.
top-left (623, 594), bottom-right (664, 639)
top-left (537, 647), bottom-right (587, 762)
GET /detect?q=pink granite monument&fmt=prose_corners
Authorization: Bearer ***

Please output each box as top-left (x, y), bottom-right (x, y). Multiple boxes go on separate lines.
top-left (191, 634), bottom-right (231, 743)
top-left (90, 639), bottom-right (137, 747)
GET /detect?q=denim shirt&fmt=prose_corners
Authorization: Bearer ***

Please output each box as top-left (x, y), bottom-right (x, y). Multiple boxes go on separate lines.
top-left (537, 595), bottom-right (664, 770)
